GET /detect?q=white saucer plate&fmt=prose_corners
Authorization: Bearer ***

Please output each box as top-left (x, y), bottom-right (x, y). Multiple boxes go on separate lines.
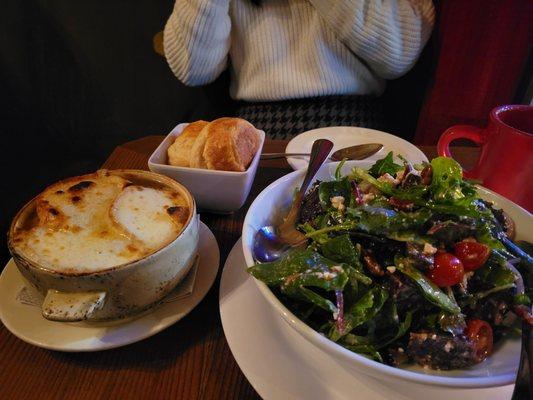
top-left (285, 126), bottom-right (428, 170)
top-left (0, 222), bottom-right (219, 352)
top-left (219, 239), bottom-right (514, 400)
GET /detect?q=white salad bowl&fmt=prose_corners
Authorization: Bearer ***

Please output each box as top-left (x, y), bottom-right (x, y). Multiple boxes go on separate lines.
top-left (149, 123), bottom-right (265, 213)
top-left (242, 161), bottom-right (531, 388)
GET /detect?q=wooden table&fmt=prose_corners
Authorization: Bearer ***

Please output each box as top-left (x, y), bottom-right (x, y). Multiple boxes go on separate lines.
top-left (0, 138), bottom-right (478, 400)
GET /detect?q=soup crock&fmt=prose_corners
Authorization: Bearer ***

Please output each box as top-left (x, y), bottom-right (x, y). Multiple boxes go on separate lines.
top-left (7, 169), bottom-right (199, 322)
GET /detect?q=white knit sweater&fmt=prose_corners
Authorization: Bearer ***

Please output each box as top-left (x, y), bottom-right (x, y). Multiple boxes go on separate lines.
top-left (164, 0), bottom-right (434, 101)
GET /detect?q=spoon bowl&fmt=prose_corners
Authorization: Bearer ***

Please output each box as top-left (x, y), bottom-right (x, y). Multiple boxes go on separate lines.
top-left (252, 226), bottom-right (293, 263)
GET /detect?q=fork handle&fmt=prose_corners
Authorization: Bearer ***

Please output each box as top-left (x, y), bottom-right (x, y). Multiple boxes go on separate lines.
top-left (281, 139), bottom-right (333, 229)
top-left (511, 321), bottom-right (532, 400)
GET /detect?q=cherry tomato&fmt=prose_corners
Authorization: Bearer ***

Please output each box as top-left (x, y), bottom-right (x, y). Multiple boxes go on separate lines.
top-left (427, 252), bottom-right (465, 287)
top-left (453, 241), bottom-right (490, 271)
top-left (465, 319), bottom-right (493, 363)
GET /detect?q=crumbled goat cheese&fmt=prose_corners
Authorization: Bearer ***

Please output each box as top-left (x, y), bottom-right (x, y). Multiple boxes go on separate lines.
top-left (386, 266), bottom-right (396, 273)
top-left (378, 173), bottom-right (399, 185)
top-left (330, 196), bottom-right (345, 211)
top-left (362, 193), bottom-right (375, 203)
top-left (423, 242), bottom-right (438, 255)
top-left (322, 271), bottom-right (337, 280)
top-left (314, 271), bottom-right (337, 280)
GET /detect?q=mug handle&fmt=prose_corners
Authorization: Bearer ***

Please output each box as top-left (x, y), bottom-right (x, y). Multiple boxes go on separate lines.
top-left (42, 289), bottom-right (106, 322)
top-left (437, 125), bottom-right (485, 179)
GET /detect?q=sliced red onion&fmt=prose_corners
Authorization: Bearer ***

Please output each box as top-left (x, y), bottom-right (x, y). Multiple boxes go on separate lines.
top-left (351, 182), bottom-right (363, 205)
top-left (504, 261), bottom-right (525, 295)
top-left (335, 289), bottom-right (345, 334)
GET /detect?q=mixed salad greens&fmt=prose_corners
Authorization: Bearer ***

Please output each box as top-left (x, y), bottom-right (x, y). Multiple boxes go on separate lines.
top-left (248, 153), bottom-right (532, 370)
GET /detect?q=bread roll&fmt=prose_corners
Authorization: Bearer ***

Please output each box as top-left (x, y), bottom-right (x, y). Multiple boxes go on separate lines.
top-left (189, 125), bottom-right (209, 169)
top-left (167, 120), bottom-right (208, 167)
top-left (202, 118), bottom-right (260, 172)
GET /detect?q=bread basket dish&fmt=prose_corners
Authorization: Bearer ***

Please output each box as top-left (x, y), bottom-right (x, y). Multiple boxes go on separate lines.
top-left (149, 118), bottom-right (265, 213)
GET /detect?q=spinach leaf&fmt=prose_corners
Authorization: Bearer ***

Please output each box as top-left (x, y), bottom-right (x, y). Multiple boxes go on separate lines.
top-left (248, 249), bottom-right (317, 285)
top-left (351, 168), bottom-right (394, 195)
top-left (376, 311), bottom-right (413, 349)
top-left (281, 266), bottom-right (349, 292)
top-left (283, 286), bottom-right (338, 313)
top-left (339, 332), bottom-right (384, 361)
top-left (392, 184), bottom-right (430, 202)
top-left (318, 178), bottom-right (352, 209)
top-left (368, 151), bottom-right (403, 178)
top-left (346, 206), bottom-right (431, 236)
top-left (320, 235), bottom-right (372, 285)
top-left (329, 286), bottom-right (388, 341)
top-left (248, 249), bottom-right (350, 288)
top-left (354, 162), bottom-right (482, 217)
top-left (342, 333), bottom-right (372, 346)
top-left (299, 222), bottom-right (329, 245)
top-left (345, 265), bottom-right (372, 286)
top-left (474, 251), bottom-right (517, 288)
top-left (429, 157), bottom-right (466, 202)
top-left (303, 220), bottom-right (358, 239)
top-left (343, 344), bottom-right (383, 362)
top-left (248, 249), bottom-right (353, 314)
top-left (395, 257), bottom-right (461, 314)
top-left (321, 234), bottom-right (360, 267)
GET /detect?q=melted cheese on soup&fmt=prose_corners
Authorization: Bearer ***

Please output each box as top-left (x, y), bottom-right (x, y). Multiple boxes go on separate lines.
top-left (12, 171), bottom-right (189, 273)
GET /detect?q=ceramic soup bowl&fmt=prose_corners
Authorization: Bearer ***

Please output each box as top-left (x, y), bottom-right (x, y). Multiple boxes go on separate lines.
top-left (8, 170), bottom-right (199, 322)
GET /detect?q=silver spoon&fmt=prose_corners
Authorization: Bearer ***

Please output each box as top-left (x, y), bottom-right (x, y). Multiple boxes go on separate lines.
top-left (261, 143), bottom-right (383, 161)
top-left (253, 139), bottom-right (334, 263)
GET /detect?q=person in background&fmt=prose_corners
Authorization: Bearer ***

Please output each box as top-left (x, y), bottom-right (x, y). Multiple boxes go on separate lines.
top-left (164, 0), bottom-right (435, 139)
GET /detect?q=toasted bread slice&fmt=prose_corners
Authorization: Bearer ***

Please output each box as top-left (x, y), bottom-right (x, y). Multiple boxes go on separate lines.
top-left (167, 120), bottom-right (209, 167)
top-left (189, 124), bottom-right (210, 169)
top-left (202, 118), bottom-right (260, 172)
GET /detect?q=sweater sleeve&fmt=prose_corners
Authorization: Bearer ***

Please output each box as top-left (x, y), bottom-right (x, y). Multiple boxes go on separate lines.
top-left (308, 0), bottom-right (435, 79)
top-left (163, 0), bottom-right (231, 86)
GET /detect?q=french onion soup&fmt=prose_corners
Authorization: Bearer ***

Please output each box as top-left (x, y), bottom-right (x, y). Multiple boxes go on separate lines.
top-left (11, 170), bottom-right (191, 274)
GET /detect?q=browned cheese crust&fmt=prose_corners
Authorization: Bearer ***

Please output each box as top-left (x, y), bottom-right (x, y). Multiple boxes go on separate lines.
top-left (35, 170), bottom-right (129, 230)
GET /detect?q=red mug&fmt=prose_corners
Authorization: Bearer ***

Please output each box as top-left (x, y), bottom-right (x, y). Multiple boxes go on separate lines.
top-left (437, 104), bottom-right (533, 212)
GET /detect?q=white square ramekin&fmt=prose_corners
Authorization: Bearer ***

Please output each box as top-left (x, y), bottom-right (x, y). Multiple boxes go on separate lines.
top-left (148, 123), bottom-right (265, 213)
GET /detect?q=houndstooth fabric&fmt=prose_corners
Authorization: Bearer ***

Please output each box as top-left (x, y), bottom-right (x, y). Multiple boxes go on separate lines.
top-left (236, 95), bottom-right (389, 140)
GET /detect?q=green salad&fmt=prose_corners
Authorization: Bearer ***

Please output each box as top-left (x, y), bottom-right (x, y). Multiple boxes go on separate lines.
top-left (248, 153), bottom-right (532, 370)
